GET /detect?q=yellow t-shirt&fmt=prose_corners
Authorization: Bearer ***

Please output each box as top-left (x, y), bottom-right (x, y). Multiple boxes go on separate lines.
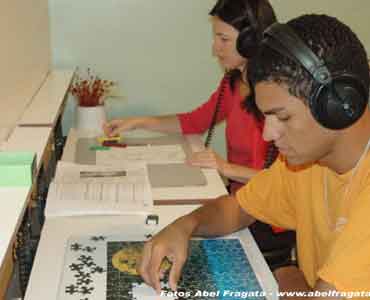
top-left (236, 155), bottom-right (370, 293)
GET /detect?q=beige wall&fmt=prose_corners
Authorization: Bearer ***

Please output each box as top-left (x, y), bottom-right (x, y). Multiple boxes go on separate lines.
top-left (0, 0), bottom-right (50, 127)
top-left (271, 0), bottom-right (370, 54)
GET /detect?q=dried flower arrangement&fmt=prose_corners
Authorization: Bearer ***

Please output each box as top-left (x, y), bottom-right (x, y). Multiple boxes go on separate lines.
top-left (70, 68), bottom-right (116, 107)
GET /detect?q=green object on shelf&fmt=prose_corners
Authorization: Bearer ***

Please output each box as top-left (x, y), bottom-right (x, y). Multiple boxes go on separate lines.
top-left (0, 151), bottom-right (36, 187)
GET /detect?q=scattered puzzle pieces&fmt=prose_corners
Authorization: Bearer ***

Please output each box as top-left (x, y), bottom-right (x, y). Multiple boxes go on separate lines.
top-left (60, 236), bottom-right (265, 300)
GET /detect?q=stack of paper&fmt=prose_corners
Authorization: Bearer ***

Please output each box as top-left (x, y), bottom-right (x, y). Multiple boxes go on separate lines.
top-left (45, 161), bottom-right (153, 217)
top-left (95, 144), bottom-right (186, 164)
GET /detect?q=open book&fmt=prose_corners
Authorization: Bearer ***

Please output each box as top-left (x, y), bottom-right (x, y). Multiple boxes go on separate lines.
top-left (45, 161), bottom-right (153, 218)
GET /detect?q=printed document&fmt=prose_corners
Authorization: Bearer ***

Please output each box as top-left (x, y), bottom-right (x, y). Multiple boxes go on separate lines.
top-left (45, 161), bottom-right (152, 218)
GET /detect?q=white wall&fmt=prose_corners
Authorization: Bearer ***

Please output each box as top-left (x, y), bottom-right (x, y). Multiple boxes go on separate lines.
top-left (49, 0), bottom-right (226, 155)
top-left (49, 0), bottom-right (370, 156)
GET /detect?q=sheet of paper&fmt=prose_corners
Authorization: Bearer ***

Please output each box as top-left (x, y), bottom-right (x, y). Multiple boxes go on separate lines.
top-left (54, 161), bottom-right (148, 184)
top-left (95, 144), bottom-right (186, 164)
top-left (45, 161), bottom-right (153, 218)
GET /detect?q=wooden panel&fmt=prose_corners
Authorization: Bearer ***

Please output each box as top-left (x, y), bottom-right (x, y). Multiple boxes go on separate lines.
top-left (0, 235), bottom-right (15, 300)
top-left (0, 0), bottom-right (50, 128)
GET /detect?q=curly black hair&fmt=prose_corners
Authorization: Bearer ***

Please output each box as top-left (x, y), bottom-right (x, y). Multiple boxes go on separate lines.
top-left (247, 14), bottom-right (370, 111)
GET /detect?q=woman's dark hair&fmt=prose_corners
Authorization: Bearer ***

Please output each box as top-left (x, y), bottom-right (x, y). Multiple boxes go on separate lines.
top-left (209, 0), bottom-right (276, 33)
top-left (210, 0), bottom-right (276, 119)
top-left (248, 14), bottom-right (370, 108)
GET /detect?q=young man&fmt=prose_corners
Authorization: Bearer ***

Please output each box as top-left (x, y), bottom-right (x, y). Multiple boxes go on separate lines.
top-left (137, 14), bottom-right (370, 298)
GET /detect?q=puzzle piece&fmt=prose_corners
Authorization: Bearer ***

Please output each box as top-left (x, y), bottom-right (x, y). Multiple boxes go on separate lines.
top-left (80, 286), bottom-right (94, 295)
top-left (70, 243), bottom-right (83, 252)
top-left (83, 246), bottom-right (97, 253)
top-left (96, 136), bottom-right (121, 145)
top-left (65, 284), bottom-right (79, 295)
top-left (90, 236), bottom-right (106, 242)
top-left (77, 277), bottom-right (93, 286)
top-left (69, 263), bottom-right (84, 272)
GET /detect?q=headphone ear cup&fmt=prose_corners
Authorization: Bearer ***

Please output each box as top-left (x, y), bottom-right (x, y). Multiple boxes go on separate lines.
top-left (310, 77), bottom-right (367, 130)
top-left (236, 27), bottom-right (259, 58)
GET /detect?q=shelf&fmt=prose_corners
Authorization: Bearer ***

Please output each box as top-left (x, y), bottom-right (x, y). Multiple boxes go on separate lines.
top-left (18, 69), bottom-right (74, 127)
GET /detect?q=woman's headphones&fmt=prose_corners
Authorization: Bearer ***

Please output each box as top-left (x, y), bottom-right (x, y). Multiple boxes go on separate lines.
top-left (262, 23), bottom-right (368, 130)
top-left (236, 0), bottom-right (262, 58)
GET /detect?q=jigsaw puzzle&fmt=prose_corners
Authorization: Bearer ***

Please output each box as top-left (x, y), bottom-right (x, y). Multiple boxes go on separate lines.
top-left (58, 235), bottom-right (265, 300)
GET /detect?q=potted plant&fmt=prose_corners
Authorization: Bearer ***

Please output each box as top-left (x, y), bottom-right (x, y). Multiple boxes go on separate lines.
top-left (70, 68), bottom-right (116, 134)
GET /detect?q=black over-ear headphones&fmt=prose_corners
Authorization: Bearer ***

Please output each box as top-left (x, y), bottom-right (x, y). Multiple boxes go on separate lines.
top-left (236, 0), bottom-right (262, 58)
top-left (263, 23), bottom-right (368, 130)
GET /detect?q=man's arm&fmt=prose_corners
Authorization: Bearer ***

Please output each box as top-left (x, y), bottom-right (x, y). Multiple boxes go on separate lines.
top-left (138, 194), bottom-right (256, 292)
top-left (190, 194), bottom-right (256, 237)
top-left (275, 266), bottom-right (342, 299)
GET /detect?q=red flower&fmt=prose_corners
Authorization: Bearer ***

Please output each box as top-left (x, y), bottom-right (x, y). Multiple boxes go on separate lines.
top-left (70, 68), bottom-right (116, 107)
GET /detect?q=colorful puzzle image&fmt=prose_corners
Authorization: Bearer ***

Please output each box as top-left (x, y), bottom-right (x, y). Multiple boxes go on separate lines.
top-left (58, 236), bottom-right (265, 300)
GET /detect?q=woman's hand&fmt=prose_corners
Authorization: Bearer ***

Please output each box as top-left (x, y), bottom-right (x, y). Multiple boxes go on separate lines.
top-left (187, 149), bottom-right (227, 172)
top-left (103, 115), bottom-right (182, 136)
top-left (137, 219), bottom-right (192, 293)
top-left (103, 117), bottom-right (142, 137)
top-left (187, 149), bottom-right (258, 183)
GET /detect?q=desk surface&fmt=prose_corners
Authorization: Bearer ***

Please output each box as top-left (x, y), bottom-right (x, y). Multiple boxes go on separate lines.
top-left (24, 206), bottom-right (277, 300)
top-left (0, 127), bottom-right (57, 267)
top-left (25, 129), bottom-right (277, 299)
top-left (62, 129), bottom-right (228, 202)
top-left (0, 127), bottom-right (11, 147)
top-left (0, 187), bottom-right (30, 270)
top-left (0, 69), bottom-right (74, 147)
top-left (0, 69), bottom-right (73, 282)
top-left (18, 69), bottom-right (74, 127)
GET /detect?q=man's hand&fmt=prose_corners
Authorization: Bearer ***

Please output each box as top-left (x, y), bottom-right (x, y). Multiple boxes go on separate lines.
top-left (137, 218), bottom-right (193, 294)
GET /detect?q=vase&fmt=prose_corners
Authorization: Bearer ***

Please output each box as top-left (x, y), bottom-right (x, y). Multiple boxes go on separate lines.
top-left (75, 105), bottom-right (107, 135)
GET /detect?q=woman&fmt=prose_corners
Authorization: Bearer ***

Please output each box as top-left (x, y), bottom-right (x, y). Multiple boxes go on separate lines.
top-left (104, 0), bottom-right (295, 269)
top-left (104, 0), bottom-right (275, 193)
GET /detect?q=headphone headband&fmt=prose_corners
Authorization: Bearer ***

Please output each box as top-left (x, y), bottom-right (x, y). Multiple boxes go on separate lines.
top-left (235, 1), bottom-right (262, 58)
top-left (243, 0), bottom-right (260, 39)
top-left (263, 23), bottom-right (331, 84)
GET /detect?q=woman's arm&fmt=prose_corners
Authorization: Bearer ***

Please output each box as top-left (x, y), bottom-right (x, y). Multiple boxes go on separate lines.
top-left (187, 149), bottom-right (259, 183)
top-left (104, 76), bottom-right (231, 137)
top-left (221, 161), bottom-right (259, 183)
top-left (103, 115), bottom-right (182, 136)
